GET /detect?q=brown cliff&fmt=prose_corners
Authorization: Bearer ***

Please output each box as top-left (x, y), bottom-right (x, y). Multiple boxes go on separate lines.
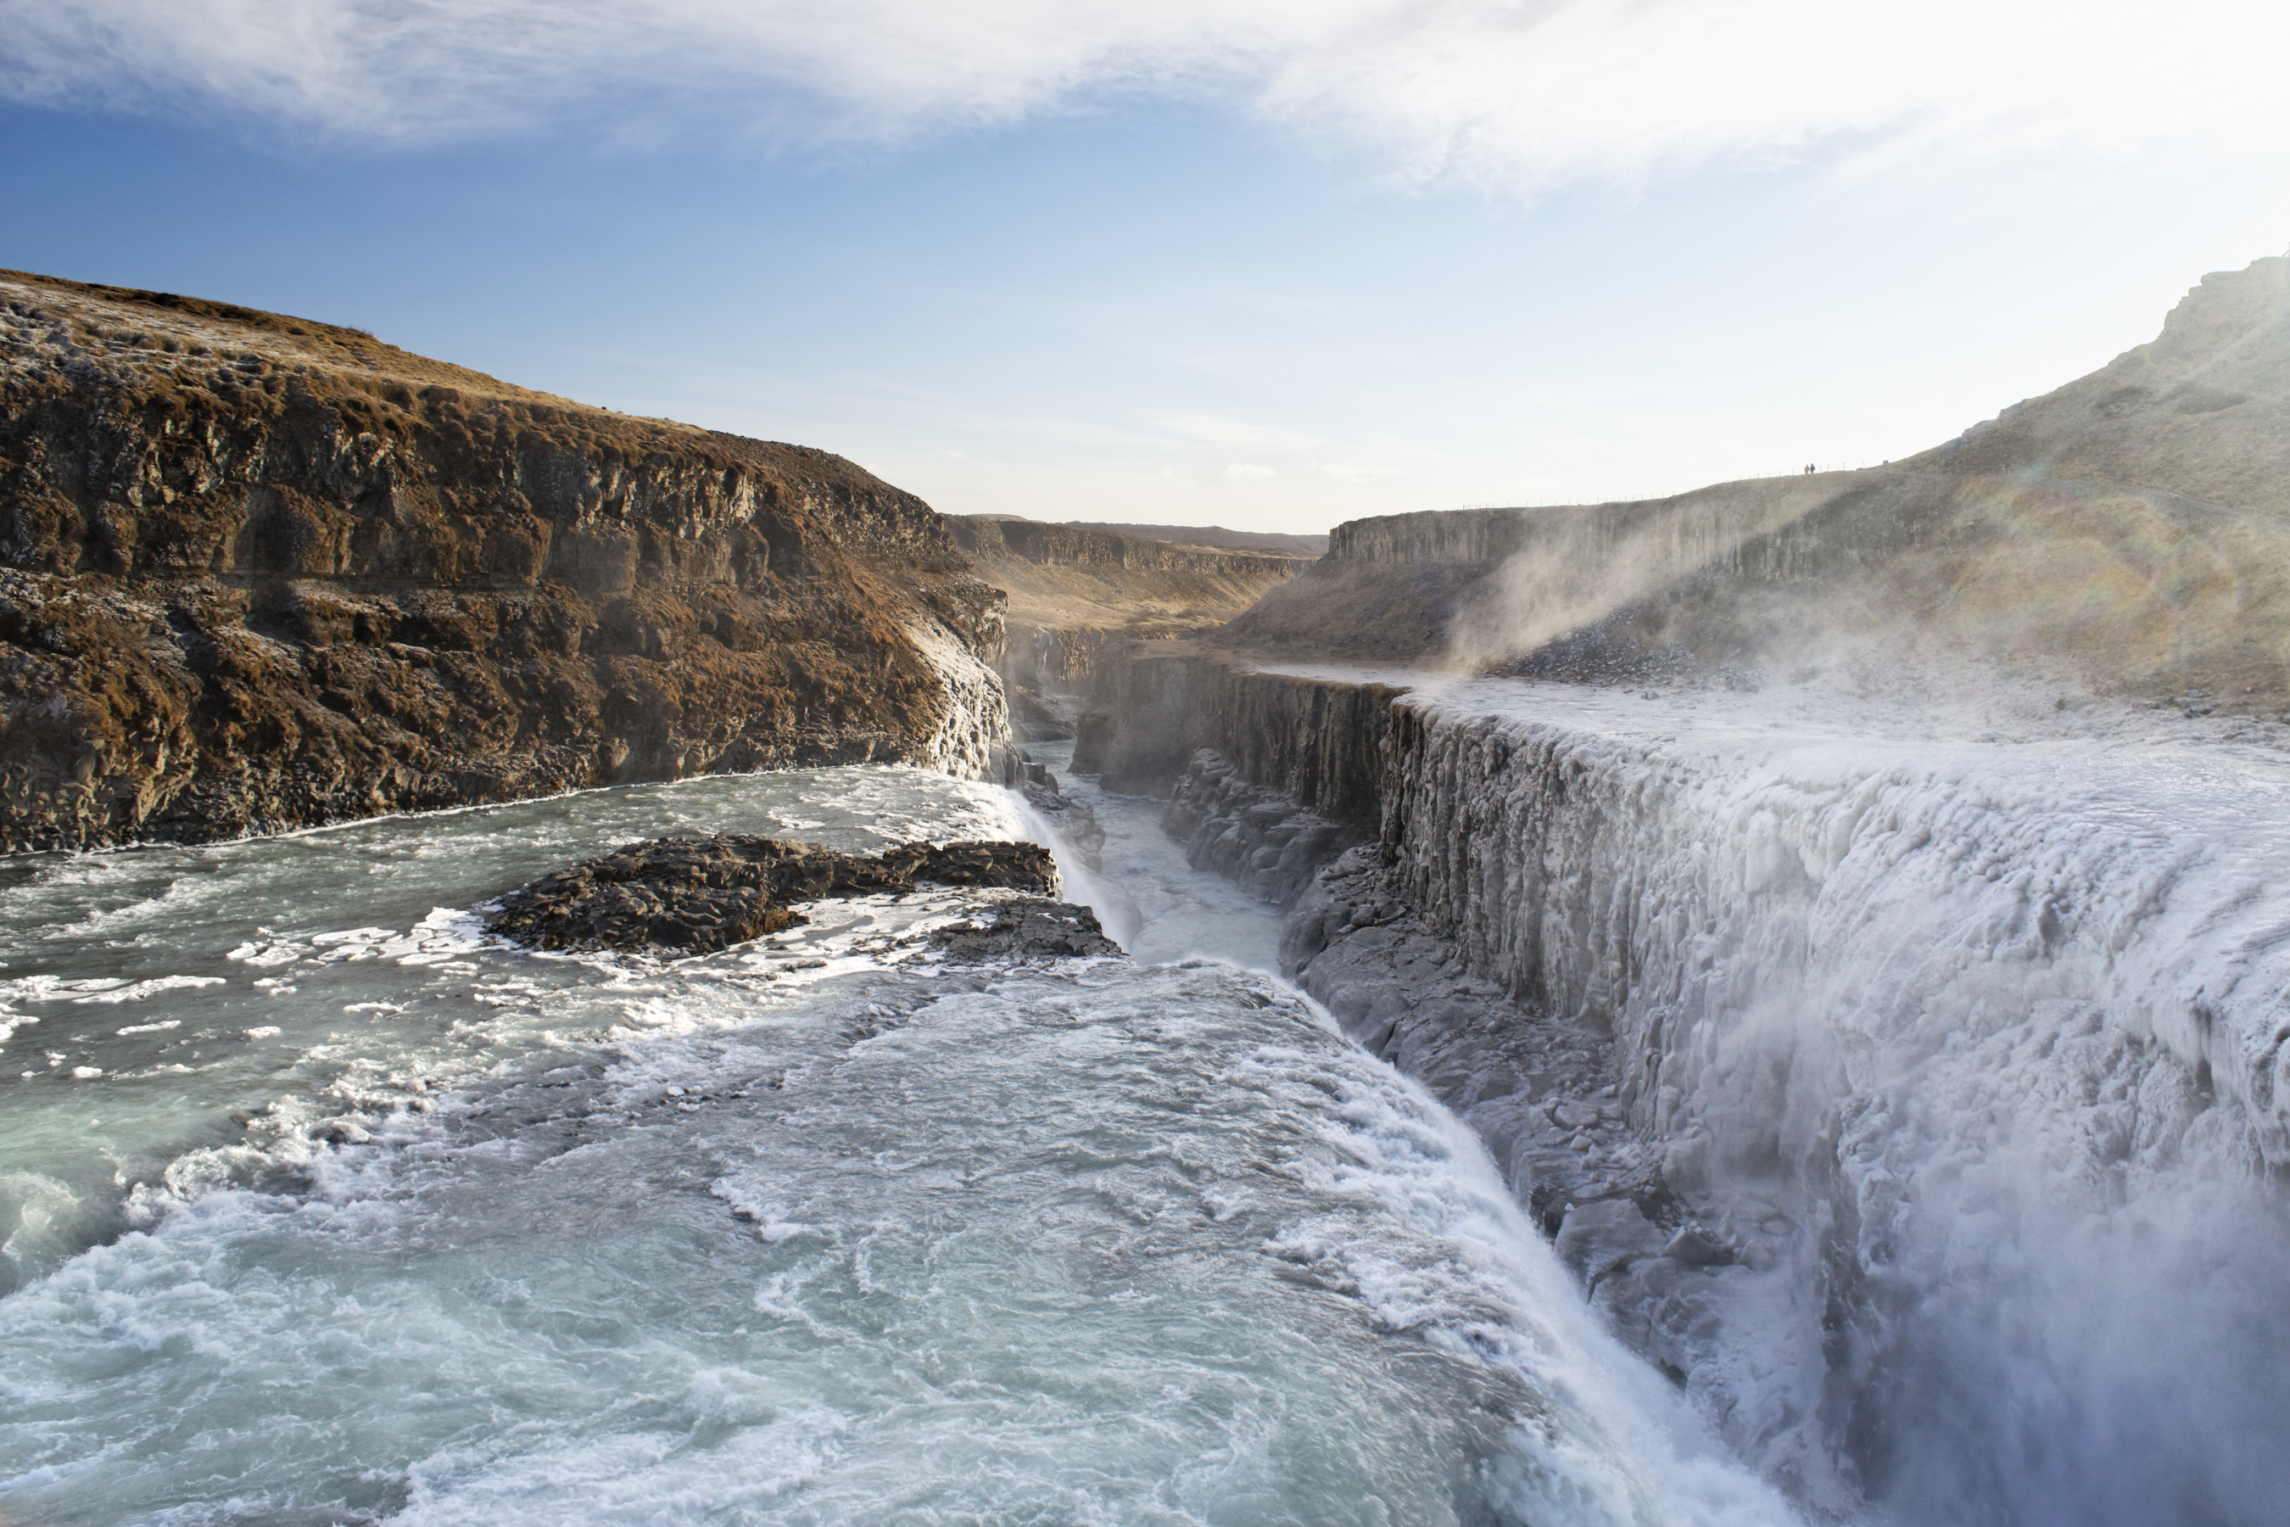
top-left (0, 270), bottom-right (1010, 853)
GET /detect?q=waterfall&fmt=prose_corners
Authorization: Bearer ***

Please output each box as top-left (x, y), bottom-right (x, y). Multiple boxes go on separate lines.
top-left (1353, 677), bottom-right (2290, 1523)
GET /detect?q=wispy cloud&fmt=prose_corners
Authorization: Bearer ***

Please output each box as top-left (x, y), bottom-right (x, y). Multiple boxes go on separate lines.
top-left (4, 2), bottom-right (2284, 190)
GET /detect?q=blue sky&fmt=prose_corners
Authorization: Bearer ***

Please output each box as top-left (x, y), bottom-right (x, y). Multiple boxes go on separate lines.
top-left (3, 2), bottom-right (2286, 534)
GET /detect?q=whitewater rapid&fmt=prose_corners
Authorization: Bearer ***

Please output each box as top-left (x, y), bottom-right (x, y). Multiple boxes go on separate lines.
top-left (0, 762), bottom-right (1790, 1525)
top-left (1259, 665), bottom-right (2290, 1525)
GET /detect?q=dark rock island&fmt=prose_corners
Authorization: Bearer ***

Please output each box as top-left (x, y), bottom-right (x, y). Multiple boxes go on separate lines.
top-left (484, 832), bottom-right (1116, 960)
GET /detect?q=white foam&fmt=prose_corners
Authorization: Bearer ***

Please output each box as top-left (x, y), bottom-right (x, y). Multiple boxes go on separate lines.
top-left (1239, 1017), bottom-right (1798, 1527)
top-left (66, 975), bottom-right (223, 1005)
top-left (1330, 670), bottom-right (2290, 1517)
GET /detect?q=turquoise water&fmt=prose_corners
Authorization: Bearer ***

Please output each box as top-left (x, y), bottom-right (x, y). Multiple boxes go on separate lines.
top-left (0, 765), bottom-right (1787, 1526)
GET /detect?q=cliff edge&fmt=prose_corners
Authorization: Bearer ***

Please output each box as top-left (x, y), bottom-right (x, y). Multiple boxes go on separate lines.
top-left (0, 270), bottom-right (1010, 854)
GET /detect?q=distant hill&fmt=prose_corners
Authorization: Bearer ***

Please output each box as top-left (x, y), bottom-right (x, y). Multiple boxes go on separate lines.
top-left (1063, 521), bottom-right (1328, 559)
top-left (950, 517), bottom-right (1311, 634)
top-left (1224, 255), bottom-right (2290, 709)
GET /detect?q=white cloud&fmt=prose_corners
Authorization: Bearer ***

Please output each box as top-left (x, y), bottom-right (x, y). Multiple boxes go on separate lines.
top-left (3, 2), bottom-right (2285, 191)
top-left (1321, 462), bottom-right (1397, 480)
top-left (1223, 462), bottom-right (1277, 479)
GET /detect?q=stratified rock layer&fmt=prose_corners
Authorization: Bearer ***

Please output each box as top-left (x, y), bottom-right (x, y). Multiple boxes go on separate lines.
top-left (485, 834), bottom-right (1061, 953)
top-left (0, 270), bottom-right (1010, 853)
top-left (946, 515), bottom-right (1310, 742)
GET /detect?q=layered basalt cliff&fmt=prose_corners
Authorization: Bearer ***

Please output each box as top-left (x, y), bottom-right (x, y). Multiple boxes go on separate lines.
top-left (1290, 683), bottom-right (2290, 1519)
top-left (1069, 643), bottom-right (1402, 805)
top-left (1158, 747), bottom-right (1360, 907)
top-left (946, 514), bottom-right (1309, 741)
top-left (1118, 666), bottom-right (2290, 1519)
top-left (0, 271), bottom-right (1011, 853)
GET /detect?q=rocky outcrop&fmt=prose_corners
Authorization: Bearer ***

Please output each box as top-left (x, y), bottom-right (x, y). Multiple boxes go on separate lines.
top-left (1014, 754), bottom-right (1106, 869)
top-left (925, 898), bottom-right (1123, 962)
top-left (0, 270), bottom-right (1011, 853)
top-left (1159, 747), bottom-right (1362, 906)
top-left (485, 834), bottom-right (1061, 953)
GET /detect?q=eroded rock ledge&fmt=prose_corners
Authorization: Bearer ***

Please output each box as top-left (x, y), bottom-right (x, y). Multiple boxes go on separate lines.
top-left (486, 834), bottom-right (1067, 954)
top-left (1161, 747), bottom-right (1362, 907)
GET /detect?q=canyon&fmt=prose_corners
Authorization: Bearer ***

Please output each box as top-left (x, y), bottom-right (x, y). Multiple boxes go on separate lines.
top-left (1056, 254), bottom-right (2290, 1523)
top-left (946, 511), bottom-right (1312, 741)
top-left (7, 252), bottom-right (2289, 1524)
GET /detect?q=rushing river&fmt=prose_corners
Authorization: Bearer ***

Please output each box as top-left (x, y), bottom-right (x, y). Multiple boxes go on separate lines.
top-left (0, 760), bottom-right (1788, 1526)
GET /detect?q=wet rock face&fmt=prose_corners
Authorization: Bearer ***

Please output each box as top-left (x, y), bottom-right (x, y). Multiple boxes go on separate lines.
top-left (0, 272), bottom-right (1010, 853)
top-left (1281, 843), bottom-right (1795, 1489)
top-left (926, 898), bottom-right (1122, 962)
top-left (1070, 649), bottom-right (1401, 809)
top-left (1283, 845), bottom-right (1675, 1250)
top-left (1161, 748), bottom-right (1360, 907)
top-left (485, 835), bottom-right (1061, 954)
top-left (1017, 757), bottom-right (1106, 870)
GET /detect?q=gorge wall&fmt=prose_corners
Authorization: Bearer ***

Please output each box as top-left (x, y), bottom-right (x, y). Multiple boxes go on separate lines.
top-left (1055, 520), bottom-right (1328, 558)
top-left (0, 270), bottom-right (1011, 853)
top-left (1067, 644), bottom-right (1399, 810)
top-left (946, 513), bottom-right (1309, 740)
top-left (1328, 686), bottom-right (2290, 1520)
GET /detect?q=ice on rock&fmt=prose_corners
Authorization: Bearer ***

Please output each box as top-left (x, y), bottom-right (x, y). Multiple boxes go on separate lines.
top-left (1286, 672), bottom-right (2290, 1522)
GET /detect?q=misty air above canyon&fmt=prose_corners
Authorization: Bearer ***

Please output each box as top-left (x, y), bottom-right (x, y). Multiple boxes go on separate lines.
top-left (4, 9), bottom-right (2290, 1522)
